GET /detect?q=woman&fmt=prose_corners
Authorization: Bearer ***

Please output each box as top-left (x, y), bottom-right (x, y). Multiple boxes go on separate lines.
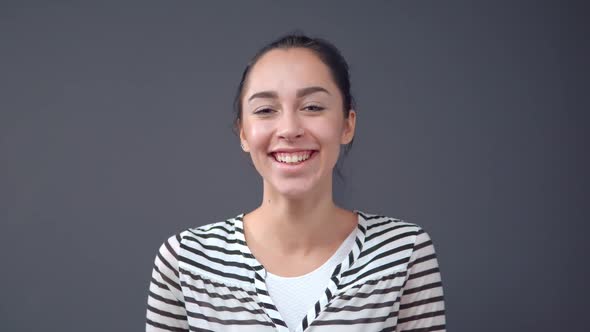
top-left (146, 34), bottom-right (446, 332)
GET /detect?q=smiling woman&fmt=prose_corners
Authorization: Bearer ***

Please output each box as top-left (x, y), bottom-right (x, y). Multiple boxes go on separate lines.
top-left (146, 34), bottom-right (447, 332)
top-left (238, 47), bottom-right (355, 199)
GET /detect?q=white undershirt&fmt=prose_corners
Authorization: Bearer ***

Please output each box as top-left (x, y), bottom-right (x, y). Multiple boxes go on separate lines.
top-left (265, 227), bottom-right (358, 332)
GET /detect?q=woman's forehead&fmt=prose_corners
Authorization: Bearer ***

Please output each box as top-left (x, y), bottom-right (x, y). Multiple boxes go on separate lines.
top-left (244, 48), bottom-right (337, 95)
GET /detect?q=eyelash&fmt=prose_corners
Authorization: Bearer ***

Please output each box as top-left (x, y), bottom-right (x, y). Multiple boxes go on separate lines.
top-left (303, 105), bottom-right (325, 112)
top-left (253, 108), bottom-right (275, 115)
top-left (253, 105), bottom-right (325, 115)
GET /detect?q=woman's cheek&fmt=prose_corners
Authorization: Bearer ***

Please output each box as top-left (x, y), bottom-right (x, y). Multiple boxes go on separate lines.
top-left (246, 121), bottom-right (274, 149)
top-left (309, 120), bottom-right (341, 145)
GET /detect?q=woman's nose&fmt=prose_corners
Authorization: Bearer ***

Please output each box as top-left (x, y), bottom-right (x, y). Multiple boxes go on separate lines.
top-left (276, 111), bottom-right (304, 141)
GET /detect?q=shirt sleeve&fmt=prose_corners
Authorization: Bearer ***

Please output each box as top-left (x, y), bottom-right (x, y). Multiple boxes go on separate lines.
top-left (146, 234), bottom-right (190, 332)
top-left (395, 228), bottom-right (447, 332)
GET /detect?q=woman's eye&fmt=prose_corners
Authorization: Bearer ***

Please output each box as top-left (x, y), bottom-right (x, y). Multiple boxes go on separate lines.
top-left (303, 105), bottom-right (325, 112)
top-left (254, 108), bottom-right (275, 115)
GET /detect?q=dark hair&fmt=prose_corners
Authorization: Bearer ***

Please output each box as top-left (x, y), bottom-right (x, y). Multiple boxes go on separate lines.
top-left (233, 33), bottom-right (356, 180)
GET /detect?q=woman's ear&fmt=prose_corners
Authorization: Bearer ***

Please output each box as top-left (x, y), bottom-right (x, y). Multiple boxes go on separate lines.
top-left (239, 125), bottom-right (250, 152)
top-left (341, 109), bottom-right (356, 144)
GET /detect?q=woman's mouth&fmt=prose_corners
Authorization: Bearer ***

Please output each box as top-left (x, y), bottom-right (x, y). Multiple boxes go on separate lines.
top-left (269, 150), bottom-right (318, 166)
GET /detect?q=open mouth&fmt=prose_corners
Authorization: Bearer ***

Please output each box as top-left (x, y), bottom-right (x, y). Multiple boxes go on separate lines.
top-left (269, 150), bottom-right (318, 165)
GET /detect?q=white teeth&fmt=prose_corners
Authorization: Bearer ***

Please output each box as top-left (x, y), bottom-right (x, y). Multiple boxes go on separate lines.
top-left (274, 151), bottom-right (312, 164)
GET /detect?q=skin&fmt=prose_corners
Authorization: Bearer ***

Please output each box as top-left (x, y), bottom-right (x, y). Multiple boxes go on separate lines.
top-left (238, 48), bottom-right (358, 277)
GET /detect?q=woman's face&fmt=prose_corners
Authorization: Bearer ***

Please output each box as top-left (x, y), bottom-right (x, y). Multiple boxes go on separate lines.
top-left (239, 48), bottom-right (356, 199)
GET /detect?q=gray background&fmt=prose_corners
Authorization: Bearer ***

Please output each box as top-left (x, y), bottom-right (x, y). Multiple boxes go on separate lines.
top-left (1, 1), bottom-right (588, 331)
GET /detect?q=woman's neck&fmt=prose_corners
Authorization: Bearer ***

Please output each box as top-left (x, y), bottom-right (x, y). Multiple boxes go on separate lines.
top-left (243, 182), bottom-right (356, 256)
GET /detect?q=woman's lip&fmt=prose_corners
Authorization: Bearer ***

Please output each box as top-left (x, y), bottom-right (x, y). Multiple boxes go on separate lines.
top-left (269, 150), bottom-right (318, 166)
top-left (269, 149), bottom-right (317, 154)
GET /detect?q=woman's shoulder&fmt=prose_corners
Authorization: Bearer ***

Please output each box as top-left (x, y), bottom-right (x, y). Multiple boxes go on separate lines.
top-left (150, 214), bottom-right (252, 289)
top-left (354, 210), bottom-right (441, 276)
top-left (159, 214), bottom-right (243, 252)
top-left (356, 210), bottom-right (423, 230)
top-left (153, 213), bottom-right (242, 260)
top-left (355, 210), bottom-right (435, 247)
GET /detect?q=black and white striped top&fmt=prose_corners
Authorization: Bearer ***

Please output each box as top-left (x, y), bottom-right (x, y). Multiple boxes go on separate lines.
top-left (146, 211), bottom-right (446, 332)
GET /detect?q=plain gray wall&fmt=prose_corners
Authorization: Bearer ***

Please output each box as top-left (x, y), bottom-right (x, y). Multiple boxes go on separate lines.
top-left (1, 1), bottom-right (587, 331)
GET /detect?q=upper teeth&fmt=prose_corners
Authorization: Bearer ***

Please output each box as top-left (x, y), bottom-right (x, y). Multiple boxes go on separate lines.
top-left (274, 151), bottom-right (312, 163)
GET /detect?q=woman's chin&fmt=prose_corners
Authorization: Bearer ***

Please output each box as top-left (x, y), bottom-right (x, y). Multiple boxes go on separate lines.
top-left (275, 186), bottom-right (313, 200)
top-left (269, 179), bottom-right (319, 200)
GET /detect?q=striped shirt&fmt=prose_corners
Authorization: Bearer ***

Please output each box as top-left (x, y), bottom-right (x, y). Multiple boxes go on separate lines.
top-left (265, 224), bottom-right (358, 331)
top-left (146, 211), bottom-right (447, 332)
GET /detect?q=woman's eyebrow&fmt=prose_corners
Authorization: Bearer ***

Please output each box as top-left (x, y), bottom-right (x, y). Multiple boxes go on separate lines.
top-left (247, 86), bottom-right (330, 103)
top-left (248, 91), bottom-right (278, 102)
top-left (296, 86), bottom-right (330, 98)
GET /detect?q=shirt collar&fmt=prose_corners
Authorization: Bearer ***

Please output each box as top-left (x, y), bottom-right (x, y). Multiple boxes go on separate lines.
top-left (231, 210), bottom-right (368, 282)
